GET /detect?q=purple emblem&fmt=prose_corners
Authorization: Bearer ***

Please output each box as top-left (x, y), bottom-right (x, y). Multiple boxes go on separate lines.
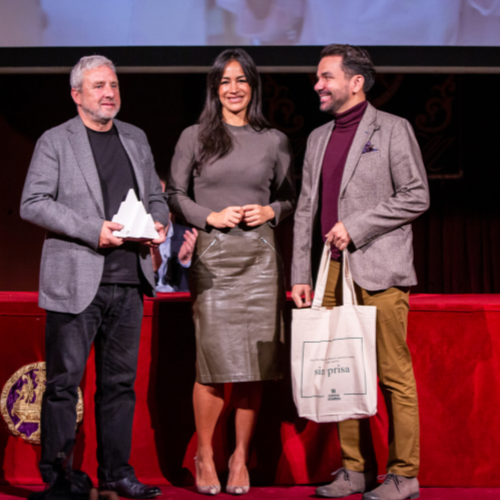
top-left (5, 367), bottom-right (45, 440)
top-left (1, 362), bottom-right (84, 445)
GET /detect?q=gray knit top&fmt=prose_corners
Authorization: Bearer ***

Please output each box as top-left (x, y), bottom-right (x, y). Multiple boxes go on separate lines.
top-left (167, 123), bottom-right (295, 229)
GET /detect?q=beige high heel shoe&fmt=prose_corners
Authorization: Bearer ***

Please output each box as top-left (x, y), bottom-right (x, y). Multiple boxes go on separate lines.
top-left (226, 455), bottom-right (250, 495)
top-left (194, 456), bottom-right (221, 496)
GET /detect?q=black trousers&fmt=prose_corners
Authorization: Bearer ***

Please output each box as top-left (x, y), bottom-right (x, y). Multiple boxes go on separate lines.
top-left (40, 284), bottom-right (144, 483)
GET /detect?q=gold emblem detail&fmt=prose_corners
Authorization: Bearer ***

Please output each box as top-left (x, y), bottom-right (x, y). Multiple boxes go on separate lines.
top-left (1, 362), bottom-right (84, 445)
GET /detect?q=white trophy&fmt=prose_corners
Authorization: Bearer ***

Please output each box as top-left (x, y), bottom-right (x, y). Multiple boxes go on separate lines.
top-left (111, 189), bottom-right (159, 241)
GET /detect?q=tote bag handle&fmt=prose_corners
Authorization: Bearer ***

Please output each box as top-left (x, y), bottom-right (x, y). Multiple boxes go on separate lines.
top-left (342, 250), bottom-right (358, 306)
top-left (311, 243), bottom-right (331, 310)
top-left (312, 245), bottom-right (357, 310)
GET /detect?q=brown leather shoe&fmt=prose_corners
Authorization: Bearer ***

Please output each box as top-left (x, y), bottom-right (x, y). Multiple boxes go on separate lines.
top-left (316, 468), bottom-right (377, 498)
top-left (363, 474), bottom-right (419, 500)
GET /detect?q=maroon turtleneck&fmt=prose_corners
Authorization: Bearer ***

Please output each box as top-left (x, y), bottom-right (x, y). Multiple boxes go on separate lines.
top-left (321, 100), bottom-right (368, 261)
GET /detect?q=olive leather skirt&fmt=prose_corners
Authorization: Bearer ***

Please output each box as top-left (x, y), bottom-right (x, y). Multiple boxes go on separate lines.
top-left (190, 224), bottom-right (285, 384)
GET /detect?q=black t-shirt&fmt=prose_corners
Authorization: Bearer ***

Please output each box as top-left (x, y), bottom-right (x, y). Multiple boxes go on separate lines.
top-left (86, 125), bottom-right (141, 285)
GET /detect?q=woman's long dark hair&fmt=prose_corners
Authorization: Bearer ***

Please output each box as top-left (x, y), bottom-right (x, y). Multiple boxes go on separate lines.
top-left (196, 48), bottom-right (269, 167)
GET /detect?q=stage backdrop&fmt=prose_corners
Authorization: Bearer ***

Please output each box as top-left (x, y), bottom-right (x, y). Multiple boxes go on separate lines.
top-left (1, 72), bottom-right (499, 293)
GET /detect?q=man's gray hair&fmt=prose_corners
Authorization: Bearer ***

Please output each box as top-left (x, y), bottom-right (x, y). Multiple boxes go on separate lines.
top-left (70, 55), bottom-right (116, 91)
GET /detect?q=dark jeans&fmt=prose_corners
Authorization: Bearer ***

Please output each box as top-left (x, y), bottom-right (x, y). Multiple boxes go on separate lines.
top-left (40, 284), bottom-right (144, 484)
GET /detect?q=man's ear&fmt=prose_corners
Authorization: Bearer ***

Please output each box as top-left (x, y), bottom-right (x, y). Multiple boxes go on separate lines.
top-left (71, 88), bottom-right (81, 106)
top-left (352, 74), bottom-right (365, 95)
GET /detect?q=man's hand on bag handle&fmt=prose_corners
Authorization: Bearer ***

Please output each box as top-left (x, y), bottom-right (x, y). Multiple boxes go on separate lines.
top-left (326, 221), bottom-right (351, 251)
top-left (292, 284), bottom-right (312, 308)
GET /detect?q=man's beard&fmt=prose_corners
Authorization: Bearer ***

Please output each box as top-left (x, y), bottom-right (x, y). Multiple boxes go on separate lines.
top-left (318, 91), bottom-right (349, 114)
top-left (82, 102), bottom-right (120, 124)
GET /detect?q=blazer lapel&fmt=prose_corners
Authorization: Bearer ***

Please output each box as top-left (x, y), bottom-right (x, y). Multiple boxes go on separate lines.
top-left (312, 120), bottom-right (335, 195)
top-left (114, 120), bottom-right (145, 202)
top-left (340, 103), bottom-right (379, 196)
top-left (67, 117), bottom-right (105, 218)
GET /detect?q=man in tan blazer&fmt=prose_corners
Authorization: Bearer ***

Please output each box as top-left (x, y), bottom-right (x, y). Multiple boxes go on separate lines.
top-left (291, 45), bottom-right (429, 500)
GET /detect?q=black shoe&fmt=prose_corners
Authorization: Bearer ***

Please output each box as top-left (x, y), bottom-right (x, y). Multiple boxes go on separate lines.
top-left (28, 486), bottom-right (51, 500)
top-left (71, 470), bottom-right (94, 495)
top-left (28, 471), bottom-right (93, 500)
top-left (100, 477), bottom-right (161, 499)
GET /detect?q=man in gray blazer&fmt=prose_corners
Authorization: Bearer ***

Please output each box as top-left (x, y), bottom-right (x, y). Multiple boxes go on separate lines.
top-left (291, 45), bottom-right (429, 500)
top-left (21, 55), bottom-right (168, 499)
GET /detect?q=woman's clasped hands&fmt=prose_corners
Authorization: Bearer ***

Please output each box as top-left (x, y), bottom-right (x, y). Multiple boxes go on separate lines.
top-left (206, 204), bottom-right (275, 228)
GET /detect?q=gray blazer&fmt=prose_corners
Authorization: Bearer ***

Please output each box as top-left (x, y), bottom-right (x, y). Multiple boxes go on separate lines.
top-left (292, 103), bottom-right (430, 291)
top-left (20, 116), bottom-right (169, 314)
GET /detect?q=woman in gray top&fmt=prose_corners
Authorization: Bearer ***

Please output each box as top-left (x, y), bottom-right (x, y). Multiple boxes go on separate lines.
top-left (168, 49), bottom-right (295, 496)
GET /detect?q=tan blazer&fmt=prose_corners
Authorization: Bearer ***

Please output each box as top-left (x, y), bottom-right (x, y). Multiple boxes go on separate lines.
top-left (292, 103), bottom-right (430, 291)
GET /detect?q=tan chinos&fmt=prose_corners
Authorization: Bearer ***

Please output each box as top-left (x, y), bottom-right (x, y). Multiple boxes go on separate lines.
top-left (322, 260), bottom-right (420, 477)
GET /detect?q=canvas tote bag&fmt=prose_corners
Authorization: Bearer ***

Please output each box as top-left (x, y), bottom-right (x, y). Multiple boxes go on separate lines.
top-left (291, 245), bottom-right (377, 423)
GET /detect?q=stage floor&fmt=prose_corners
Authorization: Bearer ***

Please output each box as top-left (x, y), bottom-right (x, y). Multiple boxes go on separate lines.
top-left (1, 486), bottom-right (499, 500)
